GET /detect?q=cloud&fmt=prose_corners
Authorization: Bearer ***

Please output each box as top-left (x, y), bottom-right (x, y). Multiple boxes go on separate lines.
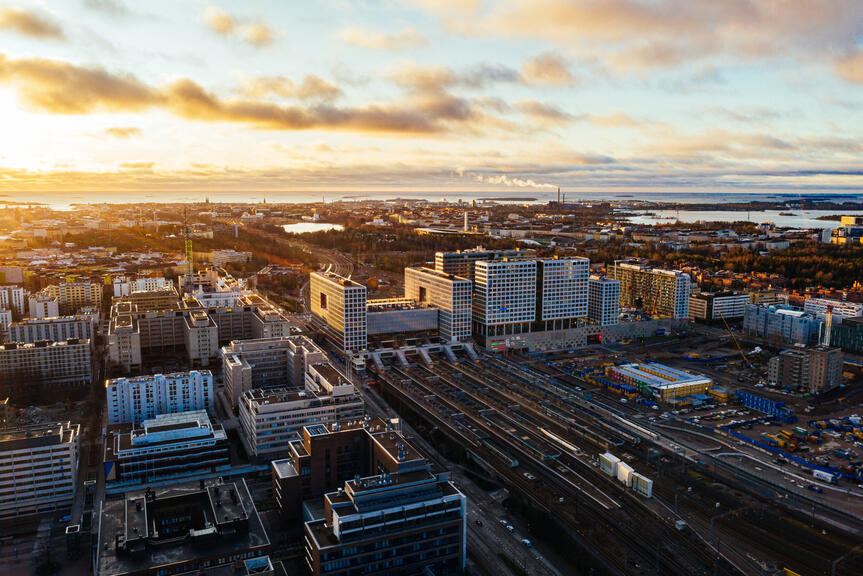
top-left (587, 112), bottom-right (641, 127)
top-left (240, 75), bottom-right (342, 102)
top-left (203, 6), bottom-right (235, 36)
top-left (119, 161), bottom-right (154, 170)
top-left (203, 6), bottom-right (275, 48)
top-left (418, 1), bottom-right (863, 76)
top-left (104, 126), bottom-right (141, 138)
top-left (0, 54), bottom-right (158, 113)
top-left (520, 52), bottom-right (576, 86)
top-left (514, 99), bottom-right (572, 123)
top-left (0, 7), bottom-right (64, 39)
top-left (388, 61), bottom-right (519, 92)
top-left (339, 25), bottom-right (427, 51)
top-left (0, 53), bottom-right (516, 134)
top-left (240, 23), bottom-right (274, 48)
top-left (83, 0), bottom-right (129, 17)
top-left (835, 50), bottom-right (863, 84)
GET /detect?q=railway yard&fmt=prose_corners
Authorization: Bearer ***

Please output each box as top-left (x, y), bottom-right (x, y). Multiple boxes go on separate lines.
top-left (366, 341), bottom-right (863, 576)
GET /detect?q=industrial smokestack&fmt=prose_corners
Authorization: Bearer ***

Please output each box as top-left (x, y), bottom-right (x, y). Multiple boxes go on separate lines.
top-left (464, 211), bottom-right (468, 232)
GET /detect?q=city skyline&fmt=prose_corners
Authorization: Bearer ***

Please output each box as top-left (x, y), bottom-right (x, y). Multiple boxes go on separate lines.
top-left (0, 0), bottom-right (862, 200)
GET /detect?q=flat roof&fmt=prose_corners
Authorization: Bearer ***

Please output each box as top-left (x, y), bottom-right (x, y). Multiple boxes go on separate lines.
top-left (0, 422), bottom-right (77, 451)
top-left (610, 363), bottom-right (712, 389)
top-left (97, 478), bottom-right (269, 576)
top-left (406, 266), bottom-right (470, 282)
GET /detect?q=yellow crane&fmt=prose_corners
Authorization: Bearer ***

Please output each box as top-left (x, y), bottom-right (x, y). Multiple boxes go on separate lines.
top-left (717, 309), bottom-right (752, 369)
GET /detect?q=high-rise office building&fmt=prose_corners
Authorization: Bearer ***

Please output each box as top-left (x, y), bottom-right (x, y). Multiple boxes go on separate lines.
top-left (434, 247), bottom-right (528, 281)
top-left (536, 258), bottom-right (589, 329)
top-left (473, 259), bottom-right (537, 338)
top-left (310, 272), bottom-right (367, 353)
top-left (404, 267), bottom-right (472, 342)
top-left (588, 276), bottom-right (620, 326)
top-left (610, 260), bottom-right (691, 319)
top-left (106, 370), bottom-right (214, 425)
top-left (0, 421), bottom-right (79, 519)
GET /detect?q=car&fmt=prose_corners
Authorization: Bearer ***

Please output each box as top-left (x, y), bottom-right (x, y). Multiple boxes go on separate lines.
top-left (521, 539), bottom-right (532, 548)
top-left (507, 525), bottom-right (515, 533)
top-left (523, 472), bottom-right (537, 481)
top-left (475, 519), bottom-right (483, 527)
top-left (807, 484), bottom-right (824, 494)
top-left (499, 519), bottom-right (508, 527)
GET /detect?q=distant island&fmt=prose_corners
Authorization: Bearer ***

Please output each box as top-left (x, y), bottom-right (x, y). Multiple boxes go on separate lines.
top-left (815, 214), bottom-right (844, 221)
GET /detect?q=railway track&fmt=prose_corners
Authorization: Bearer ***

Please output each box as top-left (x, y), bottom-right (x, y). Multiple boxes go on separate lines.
top-left (372, 355), bottom-right (739, 575)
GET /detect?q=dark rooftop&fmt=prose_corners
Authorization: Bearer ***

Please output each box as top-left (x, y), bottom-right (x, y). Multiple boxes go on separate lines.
top-left (97, 478), bottom-right (269, 576)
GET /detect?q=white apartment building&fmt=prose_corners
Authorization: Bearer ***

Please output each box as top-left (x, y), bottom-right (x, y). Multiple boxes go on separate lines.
top-left (183, 310), bottom-right (219, 367)
top-left (106, 370), bottom-right (214, 425)
top-left (0, 339), bottom-right (92, 394)
top-left (28, 294), bottom-right (60, 318)
top-left (0, 285), bottom-right (27, 316)
top-left (537, 258), bottom-right (589, 326)
top-left (221, 335), bottom-right (325, 407)
top-left (689, 291), bottom-right (750, 321)
top-left (310, 272), bottom-right (367, 353)
top-left (404, 267), bottom-right (472, 342)
top-left (239, 362), bottom-right (364, 460)
top-left (803, 297), bottom-right (863, 320)
top-left (589, 276), bottom-right (621, 326)
top-left (212, 249), bottom-right (253, 267)
top-left (7, 316), bottom-right (95, 346)
top-left (473, 259), bottom-right (537, 338)
top-left (0, 421), bottom-right (79, 518)
top-left (43, 282), bottom-right (103, 314)
top-left (0, 309), bottom-right (11, 336)
top-left (112, 276), bottom-right (172, 298)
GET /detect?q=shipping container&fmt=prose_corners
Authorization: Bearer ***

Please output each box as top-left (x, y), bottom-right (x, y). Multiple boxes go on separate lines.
top-left (599, 453), bottom-right (620, 477)
top-left (617, 462), bottom-right (634, 487)
top-left (632, 472), bottom-right (653, 498)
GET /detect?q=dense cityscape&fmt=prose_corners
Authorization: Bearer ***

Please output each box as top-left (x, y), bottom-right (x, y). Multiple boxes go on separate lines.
top-left (0, 198), bottom-right (861, 575)
top-left (3, 1), bottom-right (863, 575)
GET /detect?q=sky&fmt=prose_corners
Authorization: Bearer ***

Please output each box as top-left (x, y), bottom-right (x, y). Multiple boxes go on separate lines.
top-left (0, 0), bottom-right (862, 202)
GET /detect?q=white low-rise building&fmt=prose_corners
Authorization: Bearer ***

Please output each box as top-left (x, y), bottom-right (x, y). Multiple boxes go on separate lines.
top-left (106, 370), bottom-right (214, 425)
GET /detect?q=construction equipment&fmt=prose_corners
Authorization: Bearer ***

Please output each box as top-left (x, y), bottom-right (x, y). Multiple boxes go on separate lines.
top-left (716, 310), bottom-right (753, 369)
top-left (182, 208), bottom-right (194, 294)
